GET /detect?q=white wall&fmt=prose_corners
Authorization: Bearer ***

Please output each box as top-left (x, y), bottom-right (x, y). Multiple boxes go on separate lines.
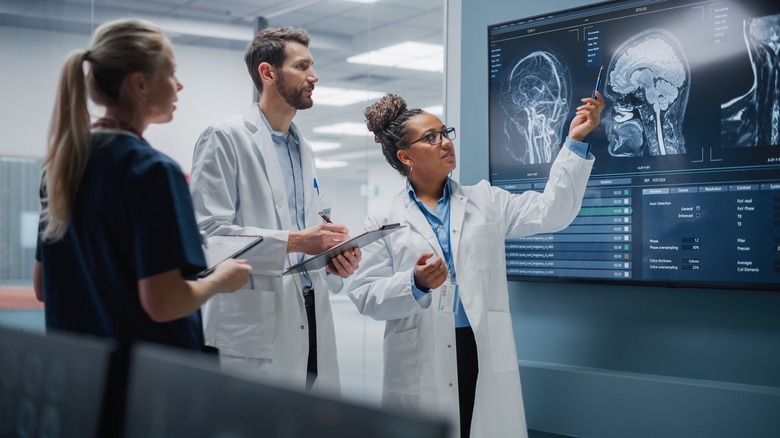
top-left (0, 24), bottom-right (404, 204)
top-left (0, 25), bottom-right (251, 172)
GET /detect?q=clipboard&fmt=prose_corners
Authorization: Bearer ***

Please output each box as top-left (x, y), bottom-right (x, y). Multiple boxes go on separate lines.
top-left (282, 223), bottom-right (405, 276)
top-left (199, 235), bottom-right (263, 277)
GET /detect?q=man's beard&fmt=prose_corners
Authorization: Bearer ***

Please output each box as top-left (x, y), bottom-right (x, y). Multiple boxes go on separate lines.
top-left (277, 72), bottom-right (313, 110)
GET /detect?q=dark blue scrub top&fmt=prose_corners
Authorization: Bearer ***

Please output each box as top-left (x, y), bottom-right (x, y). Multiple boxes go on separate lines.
top-left (36, 132), bottom-right (207, 351)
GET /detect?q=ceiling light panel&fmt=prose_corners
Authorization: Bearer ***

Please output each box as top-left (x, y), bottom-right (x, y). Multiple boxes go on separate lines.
top-left (315, 159), bottom-right (350, 169)
top-left (314, 86), bottom-right (385, 107)
top-left (309, 142), bottom-right (342, 152)
top-left (313, 122), bottom-right (372, 136)
top-left (347, 41), bottom-right (443, 72)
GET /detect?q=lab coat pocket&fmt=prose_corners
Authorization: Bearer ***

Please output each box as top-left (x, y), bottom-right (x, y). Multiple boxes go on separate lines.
top-left (383, 328), bottom-right (420, 395)
top-left (460, 222), bottom-right (502, 272)
top-left (487, 311), bottom-right (519, 374)
top-left (216, 288), bottom-right (276, 359)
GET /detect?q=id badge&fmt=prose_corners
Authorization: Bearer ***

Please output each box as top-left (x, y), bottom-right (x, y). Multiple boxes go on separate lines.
top-left (437, 278), bottom-right (460, 314)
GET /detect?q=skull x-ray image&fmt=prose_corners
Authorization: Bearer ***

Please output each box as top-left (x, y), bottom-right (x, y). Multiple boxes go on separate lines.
top-left (604, 29), bottom-right (689, 157)
top-left (721, 13), bottom-right (780, 147)
top-left (499, 51), bottom-right (571, 164)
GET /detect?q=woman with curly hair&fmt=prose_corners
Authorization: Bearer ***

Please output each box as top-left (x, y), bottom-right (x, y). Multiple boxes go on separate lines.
top-left (348, 92), bottom-right (603, 438)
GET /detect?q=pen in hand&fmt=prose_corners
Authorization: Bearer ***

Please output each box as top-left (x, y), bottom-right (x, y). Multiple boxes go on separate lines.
top-left (593, 65), bottom-right (604, 99)
top-left (319, 211), bottom-right (333, 223)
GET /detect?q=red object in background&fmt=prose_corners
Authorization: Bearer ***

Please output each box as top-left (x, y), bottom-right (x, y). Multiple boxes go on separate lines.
top-left (0, 288), bottom-right (44, 310)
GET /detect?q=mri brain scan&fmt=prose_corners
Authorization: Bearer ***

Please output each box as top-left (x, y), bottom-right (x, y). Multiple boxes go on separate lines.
top-left (605, 29), bottom-right (689, 157)
top-left (721, 13), bottom-right (780, 147)
top-left (499, 50), bottom-right (571, 164)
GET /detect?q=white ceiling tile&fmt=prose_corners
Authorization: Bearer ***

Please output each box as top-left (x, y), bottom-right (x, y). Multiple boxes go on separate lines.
top-left (304, 16), bottom-right (373, 37)
top-left (5, 0), bottom-right (444, 174)
top-left (292, 1), bottom-right (362, 18)
top-left (338, 4), bottom-right (420, 23)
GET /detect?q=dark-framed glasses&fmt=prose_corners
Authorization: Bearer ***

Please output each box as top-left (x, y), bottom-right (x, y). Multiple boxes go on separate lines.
top-left (406, 127), bottom-right (456, 147)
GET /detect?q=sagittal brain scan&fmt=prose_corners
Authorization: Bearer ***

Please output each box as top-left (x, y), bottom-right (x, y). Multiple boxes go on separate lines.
top-left (721, 13), bottom-right (780, 147)
top-left (605, 29), bottom-right (689, 157)
top-left (499, 51), bottom-right (571, 164)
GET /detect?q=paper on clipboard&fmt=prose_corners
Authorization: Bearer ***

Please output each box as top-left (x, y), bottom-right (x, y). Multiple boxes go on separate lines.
top-left (282, 223), bottom-right (405, 276)
top-left (199, 235), bottom-right (263, 277)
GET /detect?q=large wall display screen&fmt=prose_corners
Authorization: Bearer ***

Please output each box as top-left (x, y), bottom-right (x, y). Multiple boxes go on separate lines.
top-left (488, 0), bottom-right (780, 290)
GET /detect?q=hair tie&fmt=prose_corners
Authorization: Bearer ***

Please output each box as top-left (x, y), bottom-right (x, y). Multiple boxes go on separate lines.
top-left (83, 50), bottom-right (91, 62)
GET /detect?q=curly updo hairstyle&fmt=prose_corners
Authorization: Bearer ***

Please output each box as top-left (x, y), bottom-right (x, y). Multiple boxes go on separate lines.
top-left (364, 94), bottom-right (423, 177)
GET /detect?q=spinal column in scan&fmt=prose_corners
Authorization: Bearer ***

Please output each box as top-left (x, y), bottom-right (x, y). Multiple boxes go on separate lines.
top-left (499, 51), bottom-right (571, 164)
top-left (605, 29), bottom-right (689, 157)
top-left (721, 13), bottom-right (780, 147)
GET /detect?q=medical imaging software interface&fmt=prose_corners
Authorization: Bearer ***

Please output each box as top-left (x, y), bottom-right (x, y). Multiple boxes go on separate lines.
top-left (488, 0), bottom-right (780, 289)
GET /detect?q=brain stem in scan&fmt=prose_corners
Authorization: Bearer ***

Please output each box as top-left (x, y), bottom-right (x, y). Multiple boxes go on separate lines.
top-left (721, 14), bottom-right (780, 147)
top-left (605, 29), bottom-right (689, 157)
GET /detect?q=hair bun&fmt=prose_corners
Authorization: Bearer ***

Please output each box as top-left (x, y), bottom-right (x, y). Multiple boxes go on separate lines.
top-left (364, 94), bottom-right (407, 140)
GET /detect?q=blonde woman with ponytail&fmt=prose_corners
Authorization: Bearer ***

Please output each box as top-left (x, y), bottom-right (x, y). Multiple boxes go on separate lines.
top-left (33, 18), bottom-right (251, 352)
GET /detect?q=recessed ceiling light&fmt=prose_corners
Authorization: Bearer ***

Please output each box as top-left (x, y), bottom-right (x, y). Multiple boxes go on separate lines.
top-left (314, 86), bottom-right (385, 107)
top-left (347, 42), bottom-right (444, 72)
top-left (315, 159), bottom-right (349, 169)
top-left (309, 141), bottom-right (342, 152)
top-left (313, 122), bottom-right (371, 136)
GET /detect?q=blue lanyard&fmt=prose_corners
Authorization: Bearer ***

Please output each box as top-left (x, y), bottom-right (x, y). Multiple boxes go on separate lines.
top-left (418, 198), bottom-right (456, 284)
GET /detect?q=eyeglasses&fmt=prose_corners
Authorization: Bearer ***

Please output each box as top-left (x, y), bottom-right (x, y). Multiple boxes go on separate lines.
top-left (406, 127), bottom-right (456, 147)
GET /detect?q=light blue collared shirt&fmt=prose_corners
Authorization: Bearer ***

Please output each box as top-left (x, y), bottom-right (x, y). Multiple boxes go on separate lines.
top-left (566, 137), bottom-right (590, 159)
top-left (409, 180), bottom-right (471, 328)
top-left (258, 110), bottom-right (312, 290)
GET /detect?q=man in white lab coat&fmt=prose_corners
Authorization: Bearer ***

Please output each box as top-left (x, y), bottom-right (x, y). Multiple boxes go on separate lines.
top-left (189, 27), bottom-right (361, 394)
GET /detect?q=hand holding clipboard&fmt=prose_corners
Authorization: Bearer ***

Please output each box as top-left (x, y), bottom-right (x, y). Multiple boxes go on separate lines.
top-left (283, 223), bottom-right (405, 276)
top-left (199, 235), bottom-right (263, 277)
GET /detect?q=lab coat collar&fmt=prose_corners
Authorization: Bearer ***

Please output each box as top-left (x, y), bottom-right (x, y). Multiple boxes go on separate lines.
top-left (243, 105), bottom-right (292, 229)
top-left (401, 177), bottom-right (466, 261)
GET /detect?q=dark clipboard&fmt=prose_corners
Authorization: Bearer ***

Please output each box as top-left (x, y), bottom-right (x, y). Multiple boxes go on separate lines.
top-left (282, 223), bottom-right (405, 276)
top-left (199, 235), bottom-right (263, 278)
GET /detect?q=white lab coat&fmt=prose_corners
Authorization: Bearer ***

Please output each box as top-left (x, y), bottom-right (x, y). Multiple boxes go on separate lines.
top-left (348, 146), bottom-right (593, 437)
top-left (189, 105), bottom-right (340, 395)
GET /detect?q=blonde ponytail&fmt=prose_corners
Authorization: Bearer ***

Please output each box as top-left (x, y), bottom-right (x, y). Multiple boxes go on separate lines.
top-left (41, 50), bottom-right (91, 242)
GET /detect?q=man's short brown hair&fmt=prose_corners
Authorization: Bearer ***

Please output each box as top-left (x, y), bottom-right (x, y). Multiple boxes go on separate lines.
top-left (244, 27), bottom-right (310, 94)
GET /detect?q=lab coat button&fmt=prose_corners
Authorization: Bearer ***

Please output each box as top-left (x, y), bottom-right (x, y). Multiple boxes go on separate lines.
top-left (449, 383), bottom-right (453, 387)
top-left (277, 203), bottom-right (283, 208)
top-left (448, 344), bottom-right (452, 348)
top-left (300, 325), bottom-right (305, 330)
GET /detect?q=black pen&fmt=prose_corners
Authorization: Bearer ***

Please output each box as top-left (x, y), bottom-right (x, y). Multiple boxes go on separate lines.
top-left (319, 211), bottom-right (333, 223)
top-left (593, 65), bottom-right (604, 99)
